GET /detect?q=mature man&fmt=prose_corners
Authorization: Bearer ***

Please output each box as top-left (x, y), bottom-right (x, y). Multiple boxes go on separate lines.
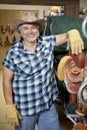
top-left (2, 12), bottom-right (84, 130)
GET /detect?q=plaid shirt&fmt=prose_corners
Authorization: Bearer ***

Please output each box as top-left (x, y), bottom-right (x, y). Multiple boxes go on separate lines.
top-left (2, 35), bottom-right (58, 115)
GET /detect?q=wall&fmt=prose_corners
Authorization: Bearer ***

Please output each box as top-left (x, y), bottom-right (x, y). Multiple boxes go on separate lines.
top-left (80, 0), bottom-right (87, 7)
top-left (0, 4), bottom-right (51, 19)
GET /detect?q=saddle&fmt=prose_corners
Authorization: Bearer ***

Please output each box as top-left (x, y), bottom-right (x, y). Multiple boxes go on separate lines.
top-left (64, 52), bottom-right (85, 94)
top-left (75, 122), bottom-right (87, 130)
top-left (64, 52), bottom-right (87, 126)
top-left (64, 52), bottom-right (87, 128)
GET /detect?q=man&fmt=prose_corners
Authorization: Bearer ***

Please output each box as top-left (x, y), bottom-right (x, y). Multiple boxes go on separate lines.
top-left (2, 12), bottom-right (84, 130)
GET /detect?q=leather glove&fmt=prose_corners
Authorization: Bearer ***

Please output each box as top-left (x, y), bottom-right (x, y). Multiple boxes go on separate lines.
top-left (6, 104), bottom-right (22, 127)
top-left (67, 29), bottom-right (84, 54)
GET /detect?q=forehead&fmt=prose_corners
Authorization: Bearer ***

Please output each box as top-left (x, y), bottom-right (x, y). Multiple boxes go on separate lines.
top-left (20, 23), bottom-right (39, 28)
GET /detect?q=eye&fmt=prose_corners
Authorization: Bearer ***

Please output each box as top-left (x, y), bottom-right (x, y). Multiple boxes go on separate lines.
top-left (32, 26), bottom-right (38, 30)
top-left (23, 27), bottom-right (29, 30)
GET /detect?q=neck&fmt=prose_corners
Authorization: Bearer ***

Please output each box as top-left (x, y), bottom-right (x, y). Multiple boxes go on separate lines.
top-left (23, 40), bottom-right (37, 53)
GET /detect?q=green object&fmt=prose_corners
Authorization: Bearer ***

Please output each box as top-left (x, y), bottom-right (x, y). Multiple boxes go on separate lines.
top-left (45, 15), bottom-right (87, 53)
top-left (45, 15), bottom-right (87, 113)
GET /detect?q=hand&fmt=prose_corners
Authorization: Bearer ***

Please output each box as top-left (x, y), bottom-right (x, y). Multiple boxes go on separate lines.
top-left (67, 29), bottom-right (84, 54)
top-left (6, 104), bottom-right (22, 127)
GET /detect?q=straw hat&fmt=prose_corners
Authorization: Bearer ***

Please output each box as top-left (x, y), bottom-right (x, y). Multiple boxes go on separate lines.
top-left (57, 56), bottom-right (72, 81)
top-left (14, 12), bottom-right (45, 33)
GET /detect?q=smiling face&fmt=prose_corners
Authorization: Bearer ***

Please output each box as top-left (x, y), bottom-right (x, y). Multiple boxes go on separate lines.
top-left (19, 23), bottom-right (40, 44)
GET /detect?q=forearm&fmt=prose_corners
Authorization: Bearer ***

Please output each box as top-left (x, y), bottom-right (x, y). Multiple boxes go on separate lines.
top-left (56, 33), bottom-right (69, 46)
top-left (3, 81), bottom-right (13, 105)
top-left (3, 66), bottom-right (14, 105)
top-left (56, 29), bottom-right (84, 54)
top-left (3, 67), bottom-right (21, 127)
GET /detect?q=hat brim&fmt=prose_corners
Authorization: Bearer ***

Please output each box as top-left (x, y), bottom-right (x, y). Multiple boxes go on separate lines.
top-left (14, 18), bottom-right (45, 33)
top-left (57, 56), bottom-right (72, 81)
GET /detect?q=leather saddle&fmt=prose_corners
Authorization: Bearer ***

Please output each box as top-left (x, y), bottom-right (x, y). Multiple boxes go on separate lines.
top-left (64, 52), bottom-right (85, 94)
top-left (64, 53), bottom-right (87, 119)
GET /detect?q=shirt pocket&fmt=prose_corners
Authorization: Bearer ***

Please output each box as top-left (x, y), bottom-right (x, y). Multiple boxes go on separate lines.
top-left (15, 58), bottom-right (33, 77)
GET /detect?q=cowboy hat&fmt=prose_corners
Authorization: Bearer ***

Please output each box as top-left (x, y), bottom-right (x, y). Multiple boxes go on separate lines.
top-left (14, 12), bottom-right (45, 33)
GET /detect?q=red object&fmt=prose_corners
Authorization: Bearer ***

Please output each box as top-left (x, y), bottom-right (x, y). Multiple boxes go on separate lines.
top-left (75, 122), bottom-right (87, 130)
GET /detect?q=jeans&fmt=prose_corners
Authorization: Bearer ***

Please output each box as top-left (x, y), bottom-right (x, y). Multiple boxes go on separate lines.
top-left (15, 103), bottom-right (61, 130)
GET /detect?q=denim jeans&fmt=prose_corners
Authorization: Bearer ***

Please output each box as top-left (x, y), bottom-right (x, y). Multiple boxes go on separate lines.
top-left (15, 103), bottom-right (61, 130)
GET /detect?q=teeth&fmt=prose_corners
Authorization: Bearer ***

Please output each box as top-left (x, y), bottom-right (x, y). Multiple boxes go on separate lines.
top-left (27, 35), bottom-right (34, 37)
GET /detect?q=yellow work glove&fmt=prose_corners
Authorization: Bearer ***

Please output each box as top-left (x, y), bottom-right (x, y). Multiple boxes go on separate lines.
top-left (6, 104), bottom-right (22, 127)
top-left (67, 29), bottom-right (84, 54)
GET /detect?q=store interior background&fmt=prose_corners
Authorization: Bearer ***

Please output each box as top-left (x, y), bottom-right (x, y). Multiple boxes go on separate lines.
top-left (0, 0), bottom-right (87, 130)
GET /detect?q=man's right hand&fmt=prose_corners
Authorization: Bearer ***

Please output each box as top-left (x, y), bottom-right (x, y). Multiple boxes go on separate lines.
top-left (6, 104), bottom-right (22, 127)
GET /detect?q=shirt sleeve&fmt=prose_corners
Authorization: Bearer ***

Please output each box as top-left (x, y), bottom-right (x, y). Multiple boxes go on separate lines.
top-left (42, 35), bottom-right (56, 48)
top-left (49, 35), bottom-right (56, 47)
top-left (2, 50), bottom-right (15, 72)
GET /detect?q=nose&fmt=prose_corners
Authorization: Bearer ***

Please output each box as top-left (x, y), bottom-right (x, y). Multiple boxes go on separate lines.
top-left (28, 28), bottom-right (33, 33)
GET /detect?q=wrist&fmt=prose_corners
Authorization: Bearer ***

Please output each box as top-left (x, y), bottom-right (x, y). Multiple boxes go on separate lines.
top-left (6, 104), bottom-right (16, 107)
top-left (66, 32), bottom-right (70, 43)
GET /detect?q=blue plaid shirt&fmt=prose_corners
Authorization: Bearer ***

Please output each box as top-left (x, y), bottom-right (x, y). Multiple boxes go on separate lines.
top-left (2, 35), bottom-right (58, 115)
